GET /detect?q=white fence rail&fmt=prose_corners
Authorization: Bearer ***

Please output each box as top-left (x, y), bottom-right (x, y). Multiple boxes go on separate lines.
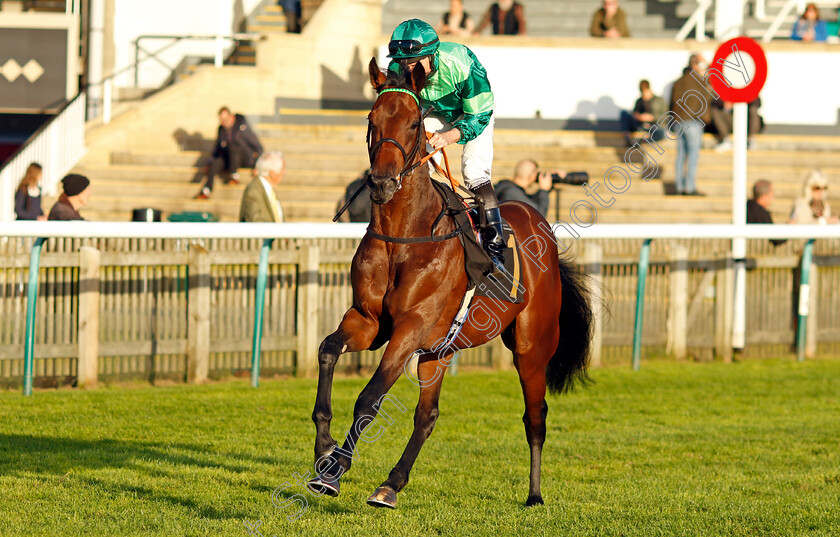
top-left (0, 222), bottom-right (838, 241)
top-left (0, 92), bottom-right (87, 222)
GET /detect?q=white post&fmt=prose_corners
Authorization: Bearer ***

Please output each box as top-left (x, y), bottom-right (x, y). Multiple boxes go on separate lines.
top-left (698, 2), bottom-right (707, 42)
top-left (732, 103), bottom-right (749, 352)
top-left (87, 0), bottom-right (105, 118)
top-left (103, 78), bottom-right (112, 125)
top-left (715, 0), bottom-right (745, 40)
top-left (215, 0), bottom-right (225, 68)
top-left (756, 0), bottom-right (766, 20)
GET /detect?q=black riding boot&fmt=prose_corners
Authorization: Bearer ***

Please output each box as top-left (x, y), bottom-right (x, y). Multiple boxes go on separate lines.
top-left (471, 182), bottom-right (507, 270)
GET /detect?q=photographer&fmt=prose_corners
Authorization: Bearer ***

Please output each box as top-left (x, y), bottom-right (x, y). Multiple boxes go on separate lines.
top-left (494, 159), bottom-right (563, 217)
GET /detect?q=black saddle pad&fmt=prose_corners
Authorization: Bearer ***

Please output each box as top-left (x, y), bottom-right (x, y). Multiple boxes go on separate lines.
top-left (431, 181), bottom-right (524, 304)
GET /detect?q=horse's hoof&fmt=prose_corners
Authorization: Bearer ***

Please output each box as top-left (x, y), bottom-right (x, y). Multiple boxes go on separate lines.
top-left (525, 494), bottom-right (544, 507)
top-left (366, 486), bottom-right (397, 509)
top-left (307, 474), bottom-right (340, 497)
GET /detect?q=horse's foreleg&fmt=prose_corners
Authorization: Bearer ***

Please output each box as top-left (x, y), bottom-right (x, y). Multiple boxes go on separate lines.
top-left (367, 353), bottom-right (446, 509)
top-left (312, 309), bottom-right (378, 472)
top-left (309, 323), bottom-right (425, 497)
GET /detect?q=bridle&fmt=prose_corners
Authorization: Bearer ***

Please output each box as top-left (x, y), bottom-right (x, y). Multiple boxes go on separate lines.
top-left (361, 86), bottom-right (465, 244)
top-left (366, 87), bottom-right (432, 192)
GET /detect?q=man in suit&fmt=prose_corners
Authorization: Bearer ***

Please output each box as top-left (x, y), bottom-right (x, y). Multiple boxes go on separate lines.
top-left (239, 151), bottom-right (285, 222)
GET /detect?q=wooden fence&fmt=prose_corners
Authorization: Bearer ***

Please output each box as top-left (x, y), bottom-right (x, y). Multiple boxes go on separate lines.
top-left (1, 236), bottom-right (838, 388)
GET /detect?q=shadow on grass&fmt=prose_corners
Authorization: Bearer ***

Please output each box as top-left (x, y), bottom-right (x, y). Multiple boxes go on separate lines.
top-left (0, 433), bottom-right (283, 484)
top-left (0, 434), bottom-right (290, 520)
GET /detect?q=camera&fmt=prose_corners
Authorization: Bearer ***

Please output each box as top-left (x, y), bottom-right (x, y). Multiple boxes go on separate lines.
top-left (546, 171), bottom-right (589, 186)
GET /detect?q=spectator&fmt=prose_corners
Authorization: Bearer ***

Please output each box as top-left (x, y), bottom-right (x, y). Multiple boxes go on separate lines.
top-left (475, 0), bottom-right (526, 36)
top-left (590, 0), bottom-right (630, 38)
top-left (239, 151), bottom-right (285, 222)
top-left (48, 174), bottom-right (90, 221)
top-left (335, 169), bottom-right (372, 223)
top-left (747, 179), bottom-right (785, 246)
top-left (712, 97), bottom-right (762, 151)
top-left (791, 3), bottom-right (827, 42)
top-left (670, 54), bottom-right (711, 196)
top-left (790, 169), bottom-right (838, 224)
top-left (494, 159), bottom-right (560, 217)
top-left (278, 0), bottom-right (302, 33)
top-left (438, 0), bottom-right (474, 37)
top-left (620, 79), bottom-right (665, 147)
top-left (15, 162), bottom-right (45, 221)
top-left (196, 106), bottom-right (263, 199)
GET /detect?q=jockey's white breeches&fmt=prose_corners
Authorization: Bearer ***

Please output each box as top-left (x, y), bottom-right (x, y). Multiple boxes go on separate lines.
top-left (424, 113), bottom-right (494, 190)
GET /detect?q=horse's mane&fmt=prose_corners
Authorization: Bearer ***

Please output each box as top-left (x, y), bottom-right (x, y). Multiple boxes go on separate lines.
top-left (377, 64), bottom-right (427, 94)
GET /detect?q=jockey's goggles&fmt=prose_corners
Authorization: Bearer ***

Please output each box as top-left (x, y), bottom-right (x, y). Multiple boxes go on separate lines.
top-left (388, 38), bottom-right (439, 57)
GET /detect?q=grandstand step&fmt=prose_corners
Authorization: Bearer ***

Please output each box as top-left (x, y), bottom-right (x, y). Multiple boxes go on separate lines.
top-left (93, 179), bottom-right (344, 202)
top-left (76, 164), bottom-right (358, 186)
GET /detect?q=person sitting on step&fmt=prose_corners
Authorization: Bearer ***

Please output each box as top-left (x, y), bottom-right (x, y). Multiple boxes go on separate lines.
top-left (196, 106), bottom-right (263, 200)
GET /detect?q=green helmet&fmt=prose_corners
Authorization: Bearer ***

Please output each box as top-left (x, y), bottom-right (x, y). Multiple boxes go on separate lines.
top-left (387, 19), bottom-right (440, 60)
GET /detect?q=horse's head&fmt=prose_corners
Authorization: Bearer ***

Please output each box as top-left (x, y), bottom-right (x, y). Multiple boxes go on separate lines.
top-left (366, 57), bottom-right (428, 204)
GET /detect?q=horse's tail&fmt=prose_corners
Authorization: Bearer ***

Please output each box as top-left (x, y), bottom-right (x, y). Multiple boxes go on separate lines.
top-left (546, 257), bottom-right (594, 395)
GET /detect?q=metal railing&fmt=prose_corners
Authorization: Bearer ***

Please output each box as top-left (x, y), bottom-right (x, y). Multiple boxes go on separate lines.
top-left (0, 92), bottom-right (87, 222)
top-left (132, 33), bottom-right (260, 87)
top-left (85, 33), bottom-right (259, 125)
top-left (676, 0), bottom-right (713, 41)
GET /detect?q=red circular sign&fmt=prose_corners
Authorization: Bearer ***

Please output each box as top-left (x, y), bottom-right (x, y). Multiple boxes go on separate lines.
top-left (710, 37), bottom-right (767, 103)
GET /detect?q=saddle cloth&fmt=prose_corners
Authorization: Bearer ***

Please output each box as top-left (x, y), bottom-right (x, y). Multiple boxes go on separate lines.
top-left (431, 180), bottom-right (524, 305)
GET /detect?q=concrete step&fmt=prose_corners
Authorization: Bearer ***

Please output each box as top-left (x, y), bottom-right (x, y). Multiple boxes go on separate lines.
top-left (110, 144), bottom-right (840, 170)
top-left (75, 164), bottom-right (359, 186)
top-left (93, 178), bottom-right (344, 202)
top-left (95, 153), bottom-right (840, 190)
top-left (83, 196), bottom-right (336, 222)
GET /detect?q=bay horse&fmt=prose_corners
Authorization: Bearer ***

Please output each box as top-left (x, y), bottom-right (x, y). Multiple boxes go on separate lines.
top-left (307, 58), bottom-right (593, 508)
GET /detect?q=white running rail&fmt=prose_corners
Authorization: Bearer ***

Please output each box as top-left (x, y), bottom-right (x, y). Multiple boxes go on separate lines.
top-left (0, 222), bottom-right (838, 240)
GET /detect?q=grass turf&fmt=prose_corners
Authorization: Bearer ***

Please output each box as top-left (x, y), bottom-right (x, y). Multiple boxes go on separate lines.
top-left (1, 359), bottom-right (839, 536)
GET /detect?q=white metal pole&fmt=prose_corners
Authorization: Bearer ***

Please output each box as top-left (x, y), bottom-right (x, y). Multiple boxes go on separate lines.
top-left (103, 78), bottom-right (112, 125)
top-left (732, 102), bottom-right (749, 351)
top-left (87, 0), bottom-right (105, 118)
top-left (215, 0), bottom-right (225, 68)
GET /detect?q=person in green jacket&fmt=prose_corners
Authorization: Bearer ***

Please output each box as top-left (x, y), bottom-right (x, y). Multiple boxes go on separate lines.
top-left (387, 18), bottom-right (507, 268)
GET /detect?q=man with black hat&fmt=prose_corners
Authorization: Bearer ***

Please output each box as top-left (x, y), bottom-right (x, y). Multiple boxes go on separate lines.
top-left (48, 173), bottom-right (91, 220)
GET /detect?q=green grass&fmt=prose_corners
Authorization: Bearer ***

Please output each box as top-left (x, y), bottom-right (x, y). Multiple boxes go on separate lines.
top-left (2, 360), bottom-right (839, 536)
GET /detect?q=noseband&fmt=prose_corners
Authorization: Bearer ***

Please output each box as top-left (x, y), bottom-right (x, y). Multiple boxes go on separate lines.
top-left (366, 87), bottom-right (431, 192)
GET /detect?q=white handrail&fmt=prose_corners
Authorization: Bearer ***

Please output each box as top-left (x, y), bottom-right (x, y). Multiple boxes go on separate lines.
top-left (762, 0), bottom-right (800, 42)
top-left (676, 0), bottom-right (713, 41)
top-left (0, 93), bottom-right (87, 222)
top-left (0, 222), bottom-right (838, 240)
top-left (755, 0), bottom-right (767, 20)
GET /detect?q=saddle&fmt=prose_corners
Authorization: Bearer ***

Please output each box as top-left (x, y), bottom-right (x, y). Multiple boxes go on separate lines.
top-left (431, 180), bottom-right (524, 305)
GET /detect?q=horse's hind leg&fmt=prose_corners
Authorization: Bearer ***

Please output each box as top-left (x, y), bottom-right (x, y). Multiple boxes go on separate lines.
top-left (367, 353), bottom-right (446, 509)
top-left (310, 308), bottom-right (378, 493)
top-left (513, 311), bottom-right (559, 506)
top-left (516, 354), bottom-right (549, 506)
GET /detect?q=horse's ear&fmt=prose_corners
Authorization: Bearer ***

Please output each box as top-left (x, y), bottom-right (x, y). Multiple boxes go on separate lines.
top-left (409, 62), bottom-right (427, 93)
top-left (369, 58), bottom-right (387, 91)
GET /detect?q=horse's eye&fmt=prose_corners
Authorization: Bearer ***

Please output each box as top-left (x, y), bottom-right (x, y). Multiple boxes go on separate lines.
top-left (411, 122), bottom-right (421, 130)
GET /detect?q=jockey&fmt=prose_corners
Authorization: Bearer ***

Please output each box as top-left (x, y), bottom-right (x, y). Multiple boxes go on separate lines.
top-left (387, 18), bottom-right (507, 269)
